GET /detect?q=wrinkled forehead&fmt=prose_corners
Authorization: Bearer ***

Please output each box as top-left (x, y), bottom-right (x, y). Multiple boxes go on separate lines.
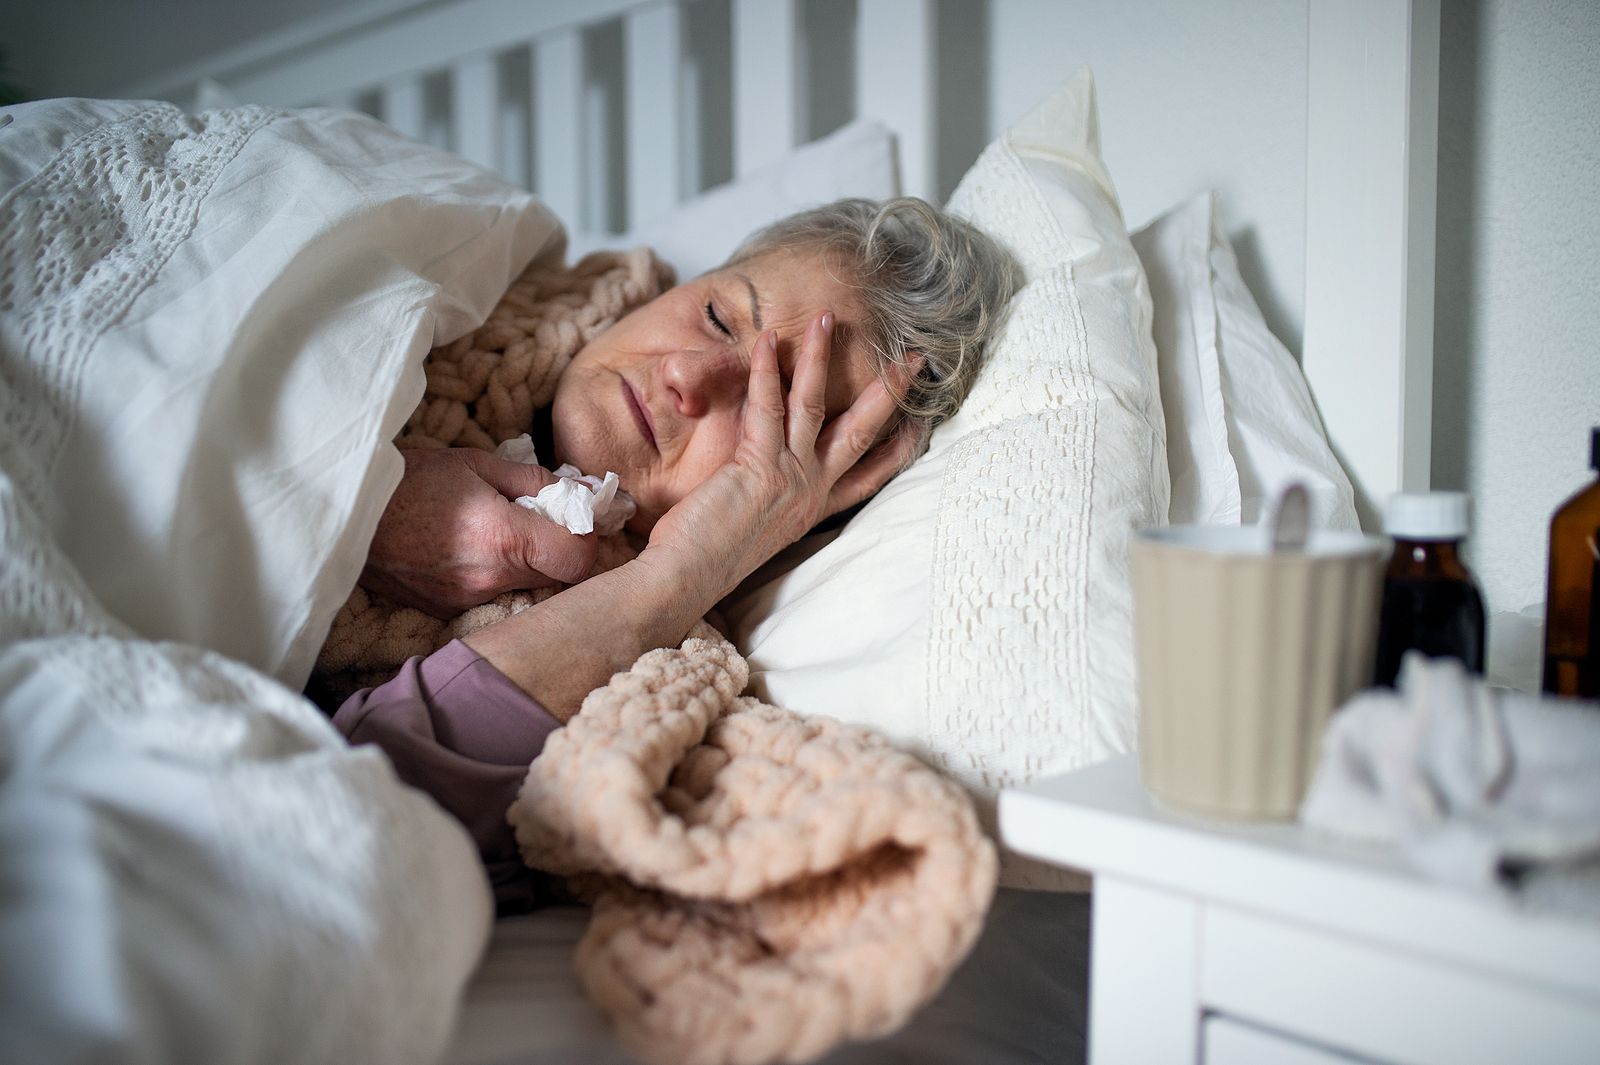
top-left (724, 246), bottom-right (873, 336)
top-left (735, 249), bottom-right (881, 416)
top-left (728, 244), bottom-right (864, 307)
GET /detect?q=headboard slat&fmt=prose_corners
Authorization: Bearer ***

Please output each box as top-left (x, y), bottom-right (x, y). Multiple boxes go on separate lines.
top-left (625, 3), bottom-right (685, 230)
top-left (1303, 0), bottom-right (1440, 524)
top-left (381, 76), bottom-right (427, 141)
top-left (856, 0), bottom-right (936, 201)
top-left (534, 31), bottom-right (586, 235)
top-left (450, 54), bottom-right (499, 173)
top-left (733, 0), bottom-right (799, 178)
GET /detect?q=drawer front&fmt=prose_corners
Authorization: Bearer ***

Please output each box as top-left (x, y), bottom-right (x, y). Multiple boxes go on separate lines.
top-left (1204, 1015), bottom-right (1375, 1065)
top-left (1201, 905), bottom-right (1600, 1065)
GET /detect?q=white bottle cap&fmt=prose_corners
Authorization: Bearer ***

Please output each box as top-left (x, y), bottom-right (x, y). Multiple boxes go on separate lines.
top-left (1384, 492), bottom-right (1471, 540)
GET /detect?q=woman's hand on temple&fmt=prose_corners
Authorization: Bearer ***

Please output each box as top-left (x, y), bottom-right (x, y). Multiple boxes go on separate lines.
top-left (464, 313), bottom-right (912, 719)
top-left (643, 311), bottom-right (917, 603)
top-left (360, 447), bottom-right (597, 618)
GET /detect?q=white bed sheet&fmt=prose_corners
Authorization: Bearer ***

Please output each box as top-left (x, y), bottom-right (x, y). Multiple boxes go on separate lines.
top-left (447, 889), bottom-right (1091, 1065)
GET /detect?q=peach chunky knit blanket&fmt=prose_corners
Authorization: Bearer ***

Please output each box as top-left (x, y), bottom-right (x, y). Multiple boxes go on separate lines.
top-left (313, 250), bottom-right (998, 1064)
top-left (512, 623), bottom-right (997, 1065)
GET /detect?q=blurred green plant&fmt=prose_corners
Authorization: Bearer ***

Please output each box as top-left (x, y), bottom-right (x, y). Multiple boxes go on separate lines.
top-left (0, 46), bottom-right (30, 105)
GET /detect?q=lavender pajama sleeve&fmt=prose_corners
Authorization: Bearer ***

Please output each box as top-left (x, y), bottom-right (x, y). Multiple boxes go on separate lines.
top-left (333, 639), bottom-right (560, 908)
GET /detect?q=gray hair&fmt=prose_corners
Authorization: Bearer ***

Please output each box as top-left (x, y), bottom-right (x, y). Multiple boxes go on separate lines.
top-left (728, 197), bottom-right (1021, 455)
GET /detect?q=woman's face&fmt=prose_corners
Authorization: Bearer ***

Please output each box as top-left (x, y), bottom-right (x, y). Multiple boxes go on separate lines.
top-left (550, 248), bottom-right (879, 531)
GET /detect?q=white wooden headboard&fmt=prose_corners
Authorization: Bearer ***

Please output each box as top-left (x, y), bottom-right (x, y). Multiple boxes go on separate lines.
top-left (119, 0), bottom-right (1440, 530)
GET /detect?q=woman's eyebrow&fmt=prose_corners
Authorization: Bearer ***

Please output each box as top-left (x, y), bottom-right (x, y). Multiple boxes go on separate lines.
top-left (733, 272), bottom-right (763, 331)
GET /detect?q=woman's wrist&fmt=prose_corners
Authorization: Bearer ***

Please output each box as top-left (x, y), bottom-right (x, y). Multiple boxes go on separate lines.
top-left (633, 541), bottom-right (741, 614)
top-left (463, 538), bottom-right (739, 721)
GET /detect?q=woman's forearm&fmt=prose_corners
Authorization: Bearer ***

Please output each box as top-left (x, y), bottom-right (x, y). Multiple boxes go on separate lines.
top-left (461, 548), bottom-right (721, 721)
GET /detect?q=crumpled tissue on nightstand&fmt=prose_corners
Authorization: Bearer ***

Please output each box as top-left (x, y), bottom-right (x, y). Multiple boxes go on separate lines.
top-left (1300, 654), bottom-right (1600, 918)
top-left (494, 433), bottom-right (635, 536)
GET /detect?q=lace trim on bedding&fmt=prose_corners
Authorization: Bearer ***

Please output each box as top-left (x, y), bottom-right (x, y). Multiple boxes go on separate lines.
top-left (928, 139), bottom-right (1096, 890)
top-left (0, 103), bottom-right (280, 511)
top-left (0, 103), bottom-right (280, 638)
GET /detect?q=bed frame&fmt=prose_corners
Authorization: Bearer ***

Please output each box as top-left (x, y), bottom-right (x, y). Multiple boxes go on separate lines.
top-left (119, 0), bottom-right (1440, 530)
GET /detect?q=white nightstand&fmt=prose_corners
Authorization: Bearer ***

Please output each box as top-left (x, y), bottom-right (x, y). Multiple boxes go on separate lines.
top-left (998, 755), bottom-right (1600, 1065)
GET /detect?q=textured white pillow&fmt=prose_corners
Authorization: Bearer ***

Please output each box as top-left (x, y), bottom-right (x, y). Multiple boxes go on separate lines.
top-left (567, 119), bottom-right (898, 278)
top-left (1132, 192), bottom-right (1358, 529)
top-left (724, 70), bottom-right (1169, 889)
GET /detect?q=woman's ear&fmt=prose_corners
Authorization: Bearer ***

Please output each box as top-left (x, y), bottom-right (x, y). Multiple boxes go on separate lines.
top-left (884, 351), bottom-right (928, 399)
top-left (886, 415), bottom-right (929, 473)
top-left (871, 352), bottom-right (929, 473)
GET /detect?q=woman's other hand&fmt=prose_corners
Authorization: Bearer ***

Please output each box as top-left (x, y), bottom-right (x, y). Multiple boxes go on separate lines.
top-left (360, 448), bottom-right (597, 617)
top-left (643, 312), bottom-right (917, 602)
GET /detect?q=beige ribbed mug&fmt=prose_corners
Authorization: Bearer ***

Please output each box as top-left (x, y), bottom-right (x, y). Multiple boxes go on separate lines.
top-left (1132, 525), bottom-right (1386, 819)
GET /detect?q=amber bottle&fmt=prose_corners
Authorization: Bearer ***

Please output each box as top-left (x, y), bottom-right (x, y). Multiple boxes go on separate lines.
top-left (1542, 428), bottom-right (1600, 699)
top-left (1372, 493), bottom-right (1487, 688)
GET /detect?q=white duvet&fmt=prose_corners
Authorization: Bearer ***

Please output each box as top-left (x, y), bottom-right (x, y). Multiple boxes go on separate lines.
top-left (0, 99), bottom-right (561, 1063)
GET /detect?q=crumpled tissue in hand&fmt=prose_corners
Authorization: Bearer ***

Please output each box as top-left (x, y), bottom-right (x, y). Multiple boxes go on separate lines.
top-left (493, 434), bottom-right (636, 536)
top-left (1300, 654), bottom-right (1600, 913)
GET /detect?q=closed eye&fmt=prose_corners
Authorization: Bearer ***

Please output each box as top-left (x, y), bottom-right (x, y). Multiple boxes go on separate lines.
top-left (705, 301), bottom-right (732, 337)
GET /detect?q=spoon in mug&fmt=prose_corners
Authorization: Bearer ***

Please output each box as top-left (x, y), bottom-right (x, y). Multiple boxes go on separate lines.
top-left (1270, 482), bottom-right (1311, 553)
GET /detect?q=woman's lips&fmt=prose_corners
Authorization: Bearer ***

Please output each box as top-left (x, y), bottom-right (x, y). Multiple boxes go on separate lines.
top-left (621, 375), bottom-right (657, 450)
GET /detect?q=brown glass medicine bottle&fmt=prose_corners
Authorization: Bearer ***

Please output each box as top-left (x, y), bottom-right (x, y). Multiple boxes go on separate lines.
top-left (1372, 492), bottom-right (1487, 688)
top-left (1542, 427), bottom-right (1600, 699)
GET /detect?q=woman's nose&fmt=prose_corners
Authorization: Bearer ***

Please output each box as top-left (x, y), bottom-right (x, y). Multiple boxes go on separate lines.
top-left (660, 347), bottom-right (747, 417)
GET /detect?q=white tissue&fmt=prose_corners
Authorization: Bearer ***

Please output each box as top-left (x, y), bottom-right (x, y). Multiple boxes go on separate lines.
top-left (492, 434), bottom-right (636, 536)
top-left (496, 433), bottom-right (539, 466)
top-left (1301, 655), bottom-right (1600, 915)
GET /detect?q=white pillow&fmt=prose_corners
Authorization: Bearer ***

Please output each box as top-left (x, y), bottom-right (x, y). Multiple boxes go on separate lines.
top-left (723, 70), bottom-right (1169, 890)
top-left (1129, 194), bottom-right (1241, 524)
top-left (1131, 192), bottom-right (1358, 529)
top-left (567, 119), bottom-right (899, 278)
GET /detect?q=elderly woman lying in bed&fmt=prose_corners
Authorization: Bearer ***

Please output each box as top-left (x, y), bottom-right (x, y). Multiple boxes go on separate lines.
top-left (333, 198), bottom-right (1018, 904)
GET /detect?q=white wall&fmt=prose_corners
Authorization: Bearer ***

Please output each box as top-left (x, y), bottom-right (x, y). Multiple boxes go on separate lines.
top-left (983, 0), bottom-right (1309, 353)
top-left (1432, 0), bottom-right (1600, 632)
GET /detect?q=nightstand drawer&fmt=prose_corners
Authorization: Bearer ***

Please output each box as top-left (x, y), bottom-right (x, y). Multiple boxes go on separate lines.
top-left (1201, 905), bottom-right (1600, 1065)
top-left (1203, 1015), bottom-right (1370, 1065)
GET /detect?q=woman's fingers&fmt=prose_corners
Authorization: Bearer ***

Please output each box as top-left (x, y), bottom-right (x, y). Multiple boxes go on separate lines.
top-left (466, 451), bottom-right (559, 499)
top-left (742, 330), bottom-right (786, 450)
top-left (824, 426), bottom-right (922, 518)
top-left (786, 312), bottom-right (832, 451)
top-left (743, 317), bottom-right (913, 523)
top-left (816, 375), bottom-right (900, 481)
